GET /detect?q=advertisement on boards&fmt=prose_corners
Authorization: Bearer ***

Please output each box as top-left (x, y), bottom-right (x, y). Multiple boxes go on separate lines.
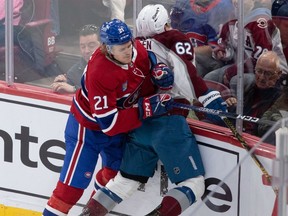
top-left (0, 91), bottom-right (277, 215)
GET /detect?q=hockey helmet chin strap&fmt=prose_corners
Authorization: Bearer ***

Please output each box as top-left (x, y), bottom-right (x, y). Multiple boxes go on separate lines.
top-left (106, 45), bottom-right (113, 54)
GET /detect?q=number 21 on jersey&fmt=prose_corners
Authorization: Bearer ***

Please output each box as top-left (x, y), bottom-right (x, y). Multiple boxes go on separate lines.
top-left (94, 95), bottom-right (108, 110)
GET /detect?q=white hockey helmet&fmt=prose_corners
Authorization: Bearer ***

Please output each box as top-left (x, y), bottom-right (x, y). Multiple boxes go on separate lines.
top-left (136, 4), bottom-right (170, 37)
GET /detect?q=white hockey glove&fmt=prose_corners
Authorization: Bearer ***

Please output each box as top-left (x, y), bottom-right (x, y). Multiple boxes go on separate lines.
top-left (198, 89), bottom-right (227, 124)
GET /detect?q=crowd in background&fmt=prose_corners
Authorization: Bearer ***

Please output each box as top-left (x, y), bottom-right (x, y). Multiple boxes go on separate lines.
top-left (1, 1), bottom-right (288, 215)
top-left (1, 0), bottom-right (288, 143)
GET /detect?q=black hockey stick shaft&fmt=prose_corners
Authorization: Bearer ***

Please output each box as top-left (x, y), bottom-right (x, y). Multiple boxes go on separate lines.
top-left (171, 102), bottom-right (275, 125)
top-left (172, 102), bottom-right (277, 194)
top-left (221, 117), bottom-right (278, 195)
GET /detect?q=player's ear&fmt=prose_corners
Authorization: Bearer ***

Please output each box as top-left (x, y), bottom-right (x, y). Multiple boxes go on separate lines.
top-left (106, 45), bottom-right (113, 54)
top-left (164, 23), bottom-right (171, 31)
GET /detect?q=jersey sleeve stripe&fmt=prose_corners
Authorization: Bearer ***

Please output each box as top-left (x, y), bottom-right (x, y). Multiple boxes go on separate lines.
top-left (73, 97), bottom-right (97, 123)
top-left (101, 112), bottom-right (118, 133)
top-left (93, 108), bottom-right (118, 118)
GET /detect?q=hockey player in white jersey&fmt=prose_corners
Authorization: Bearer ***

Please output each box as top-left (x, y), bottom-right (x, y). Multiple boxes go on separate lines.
top-left (79, 4), bottom-right (227, 216)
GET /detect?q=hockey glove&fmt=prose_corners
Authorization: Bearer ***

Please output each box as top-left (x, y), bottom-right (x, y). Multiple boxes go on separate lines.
top-left (151, 63), bottom-right (174, 90)
top-left (198, 89), bottom-right (227, 124)
top-left (138, 94), bottom-right (173, 120)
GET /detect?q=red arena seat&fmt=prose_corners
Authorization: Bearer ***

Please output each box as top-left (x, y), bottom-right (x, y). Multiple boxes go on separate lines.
top-left (0, 0), bottom-right (58, 81)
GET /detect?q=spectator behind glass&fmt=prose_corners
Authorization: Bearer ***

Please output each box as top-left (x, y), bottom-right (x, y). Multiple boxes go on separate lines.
top-left (0, 0), bottom-right (33, 58)
top-left (0, 0), bottom-right (60, 76)
top-left (225, 51), bottom-right (283, 136)
top-left (170, 0), bottom-right (235, 77)
top-left (272, 1), bottom-right (288, 63)
top-left (258, 76), bottom-right (288, 145)
top-left (102, 0), bottom-right (126, 21)
top-left (51, 24), bottom-right (100, 94)
top-left (0, 0), bottom-right (23, 26)
top-left (204, 0), bottom-right (288, 96)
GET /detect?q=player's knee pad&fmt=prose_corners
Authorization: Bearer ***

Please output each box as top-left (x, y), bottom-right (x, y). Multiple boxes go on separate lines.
top-left (178, 175), bottom-right (205, 202)
top-left (105, 172), bottom-right (140, 200)
top-left (95, 167), bottom-right (118, 190)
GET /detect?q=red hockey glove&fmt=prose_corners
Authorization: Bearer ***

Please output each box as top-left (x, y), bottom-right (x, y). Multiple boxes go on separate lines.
top-left (151, 63), bottom-right (174, 90)
top-left (138, 94), bottom-right (173, 120)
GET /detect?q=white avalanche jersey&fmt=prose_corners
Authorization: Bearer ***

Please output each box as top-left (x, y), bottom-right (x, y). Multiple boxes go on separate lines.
top-left (218, 7), bottom-right (288, 76)
top-left (139, 29), bottom-right (208, 101)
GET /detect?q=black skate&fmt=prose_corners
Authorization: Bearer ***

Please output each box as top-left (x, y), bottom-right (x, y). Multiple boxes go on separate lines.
top-left (79, 205), bottom-right (93, 216)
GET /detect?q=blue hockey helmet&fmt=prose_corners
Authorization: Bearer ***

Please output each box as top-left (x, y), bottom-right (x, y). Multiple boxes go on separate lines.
top-left (170, 0), bottom-right (208, 33)
top-left (100, 19), bottom-right (133, 45)
top-left (272, 0), bottom-right (288, 16)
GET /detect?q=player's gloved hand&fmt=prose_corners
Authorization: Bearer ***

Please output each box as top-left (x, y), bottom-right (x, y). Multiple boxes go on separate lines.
top-left (138, 94), bottom-right (173, 119)
top-left (151, 63), bottom-right (174, 90)
top-left (198, 89), bottom-right (227, 124)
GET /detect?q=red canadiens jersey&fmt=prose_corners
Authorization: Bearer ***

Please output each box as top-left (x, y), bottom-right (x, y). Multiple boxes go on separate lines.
top-left (218, 7), bottom-right (288, 77)
top-left (139, 29), bottom-right (208, 100)
top-left (70, 40), bottom-right (156, 136)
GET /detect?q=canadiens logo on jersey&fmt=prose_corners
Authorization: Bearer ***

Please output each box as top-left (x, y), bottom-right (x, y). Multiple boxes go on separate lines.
top-left (127, 90), bottom-right (140, 105)
top-left (118, 68), bottom-right (145, 109)
top-left (118, 86), bottom-right (141, 109)
top-left (133, 67), bottom-right (145, 78)
top-left (257, 18), bottom-right (268, 29)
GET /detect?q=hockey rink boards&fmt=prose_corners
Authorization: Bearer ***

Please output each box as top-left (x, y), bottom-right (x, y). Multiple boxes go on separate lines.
top-left (0, 81), bottom-right (278, 216)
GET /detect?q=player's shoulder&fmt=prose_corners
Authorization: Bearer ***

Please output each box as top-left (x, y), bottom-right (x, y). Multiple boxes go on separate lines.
top-left (87, 51), bottom-right (121, 79)
top-left (224, 19), bottom-right (237, 26)
top-left (154, 29), bottom-right (190, 44)
top-left (164, 29), bottom-right (188, 39)
top-left (245, 8), bottom-right (273, 25)
top-left (89, 48), bottom-right (101, 62)
top-left (220, 19), bottom-right (237, 33)
top-left (90, 62), bottom-right (123, 91)
top-left (134, 39), bottom-right (148, 52)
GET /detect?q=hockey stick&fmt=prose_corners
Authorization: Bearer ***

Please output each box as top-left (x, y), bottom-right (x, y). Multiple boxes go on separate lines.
top-left (221, 117), bottom-right (278, 195)
top-left (171, 102), bottom-right (278, 194)
top-left (171, 102), bottom-right (275, 126)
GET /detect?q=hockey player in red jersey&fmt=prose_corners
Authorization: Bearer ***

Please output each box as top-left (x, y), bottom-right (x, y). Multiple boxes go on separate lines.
top-left (42, 19), bottom-right (173, 216)
top-left (80, 4), bottom-right (227, 216)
